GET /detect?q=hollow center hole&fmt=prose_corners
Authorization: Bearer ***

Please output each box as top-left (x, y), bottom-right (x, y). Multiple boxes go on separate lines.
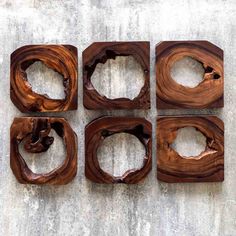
top-left (26, 61), bottom-right (65, 99)
top-left (171, 56), bottom-right (205, 88)
top-left (19, 129), bottom-right (66, 174)
top-left (91, 56), bottom-right (145, 99)
top-left (97, 133), bottom-right (145, 177)
top-left (171, 127), bottom-right (207, 158)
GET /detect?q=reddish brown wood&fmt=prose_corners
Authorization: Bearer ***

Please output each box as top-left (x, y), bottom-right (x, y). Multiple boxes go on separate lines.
top-left (10, 117), bottom-right (77, 185)
top-left (156, 41), bottom-right (224, 109)
top-left (83, 42), bottom-right (150, 109)
top-left (10, 45), bottom-right (78, 112)
top-left (85, 116), bottom-right (152, 183)
top-left (157, 116), bottom-right (224, 182)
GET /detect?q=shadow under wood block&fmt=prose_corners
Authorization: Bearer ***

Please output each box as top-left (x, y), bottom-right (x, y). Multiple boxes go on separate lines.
top-left (156, 41), bottom-right (224, 109)
top-left (83, 42), bottom-right (150, 109)
top-left (10, 45), bottom-right (78, 112)
top-left (10, 117), bottom-right (77, 185)
top-left (85, 116), bottom-right (152, 183)
top-left (157, 116), bottom-right (224, 183)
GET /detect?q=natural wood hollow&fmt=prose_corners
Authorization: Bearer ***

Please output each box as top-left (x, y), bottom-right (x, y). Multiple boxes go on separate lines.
top-left (10, 45), bottom-right (78, 112)
top-left (26, 61), bottom-right (65, 100)
top-left (171, 127), bottom-right (207, 158)
top-left (83, 42), bottom-right (150, 110)
top-left (91, 56), bottom-right (145, 100)
top-left (97, 133), bottom-right (145, 176)
top-left (156, 41), bottom-right (224, 109)
top-left (170, 56), bottom-right (205, 88)
top-left (10, 117), bottom-right (77, 185)
top-left (157, 116), bottom-right (224, 182)
top-left (85, 116), bottom-right (152, 184)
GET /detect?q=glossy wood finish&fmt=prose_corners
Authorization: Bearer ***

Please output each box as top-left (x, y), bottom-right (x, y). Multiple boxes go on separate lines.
top-left (83, 42), bottom-right (150, 109)
top-left (156, 41), bottom-right (224, 109)
top-left (10, 45), bottom-right (78, 112)
top-left (157, 116), bottom-right (224, 182)
top-left (10, 117), bottom-right (77, 185)
top-left (85, 116), bottom-right (152, 183)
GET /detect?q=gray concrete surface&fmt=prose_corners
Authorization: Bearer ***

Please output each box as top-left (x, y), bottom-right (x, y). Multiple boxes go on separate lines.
top-left (0, 0), bottom-right (235, 235)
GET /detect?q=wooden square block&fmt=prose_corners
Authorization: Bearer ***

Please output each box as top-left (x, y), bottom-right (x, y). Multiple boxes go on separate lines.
top-left (10, 45), bottom-right (78, 112)
top-left (157, 116), bottom-right (224, 182)
top-left (85, 116), bottom-right (152, 183)
top-left (156, 41), bottom-right (224, 109)
top-left (83, 42), bottom-right (150, 109)
top-left (10, 117), bottom-right (77, 185)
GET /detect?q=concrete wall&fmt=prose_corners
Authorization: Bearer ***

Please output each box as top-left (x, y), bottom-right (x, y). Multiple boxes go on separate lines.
top-left (0, 0), bottom-right (235, 235)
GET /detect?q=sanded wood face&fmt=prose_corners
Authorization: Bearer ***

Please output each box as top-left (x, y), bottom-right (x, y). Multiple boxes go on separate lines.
top-left (83, 42), bottom-right (150, 109)
top-left (156, 41), bottom-right (224, 109)
top-left (157, 116), bottom-right (224, 183)
top-left (10, 45), bottom-right (78, 112)
top-left (10, 117), bottom-right (77, 185)
top-left (85, 116), bottom-right (152, 184)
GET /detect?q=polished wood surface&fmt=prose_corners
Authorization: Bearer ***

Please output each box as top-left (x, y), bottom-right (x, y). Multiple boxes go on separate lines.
top-left (83, 42), bottom-right (150, 109)
top-left (85, 116), bottom-right (152, 183)
top-left (10, 117), bottom-right (77, 185)
top-left (10, 45), bottom-right (78, 112)
top-left (156, 41), bottom-right (224, 109)
top-left (157, 116), bottom-right (224, 182)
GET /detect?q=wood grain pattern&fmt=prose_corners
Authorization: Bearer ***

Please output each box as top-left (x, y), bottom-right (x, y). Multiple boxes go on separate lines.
top-left (10, 117), bottom-right (77, 185)
top-left (157, 116), bottom-right (224, 182)
top-left (83, 42), bottom-right (150, 109)
top-left (156, 41), bottom-right (224, 109)
top-left (10, 45), bottom-right (78, 112)
top-left (85, 116), bottom-right (152, 183)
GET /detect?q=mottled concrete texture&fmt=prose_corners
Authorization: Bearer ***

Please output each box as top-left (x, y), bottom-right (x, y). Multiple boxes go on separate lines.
top-left (0, 0), bottom-right (235, 235)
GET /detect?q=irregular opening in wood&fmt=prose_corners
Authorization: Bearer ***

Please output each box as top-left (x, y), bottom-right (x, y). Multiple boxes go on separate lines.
top-left (214, 74), bottom-right (221, 80)
top-left (26, 61), bottom-right (65, 99)
top-left (19, 129), bottom-right (66, 174)
top-left (170, 56), bottom-right (205, 88)
top-left (171, 127), bottom-right (207, 158)
top-left (97, 133), bottom-right (145, 177)
top-left (91, 56), bottom-right (145, 99)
